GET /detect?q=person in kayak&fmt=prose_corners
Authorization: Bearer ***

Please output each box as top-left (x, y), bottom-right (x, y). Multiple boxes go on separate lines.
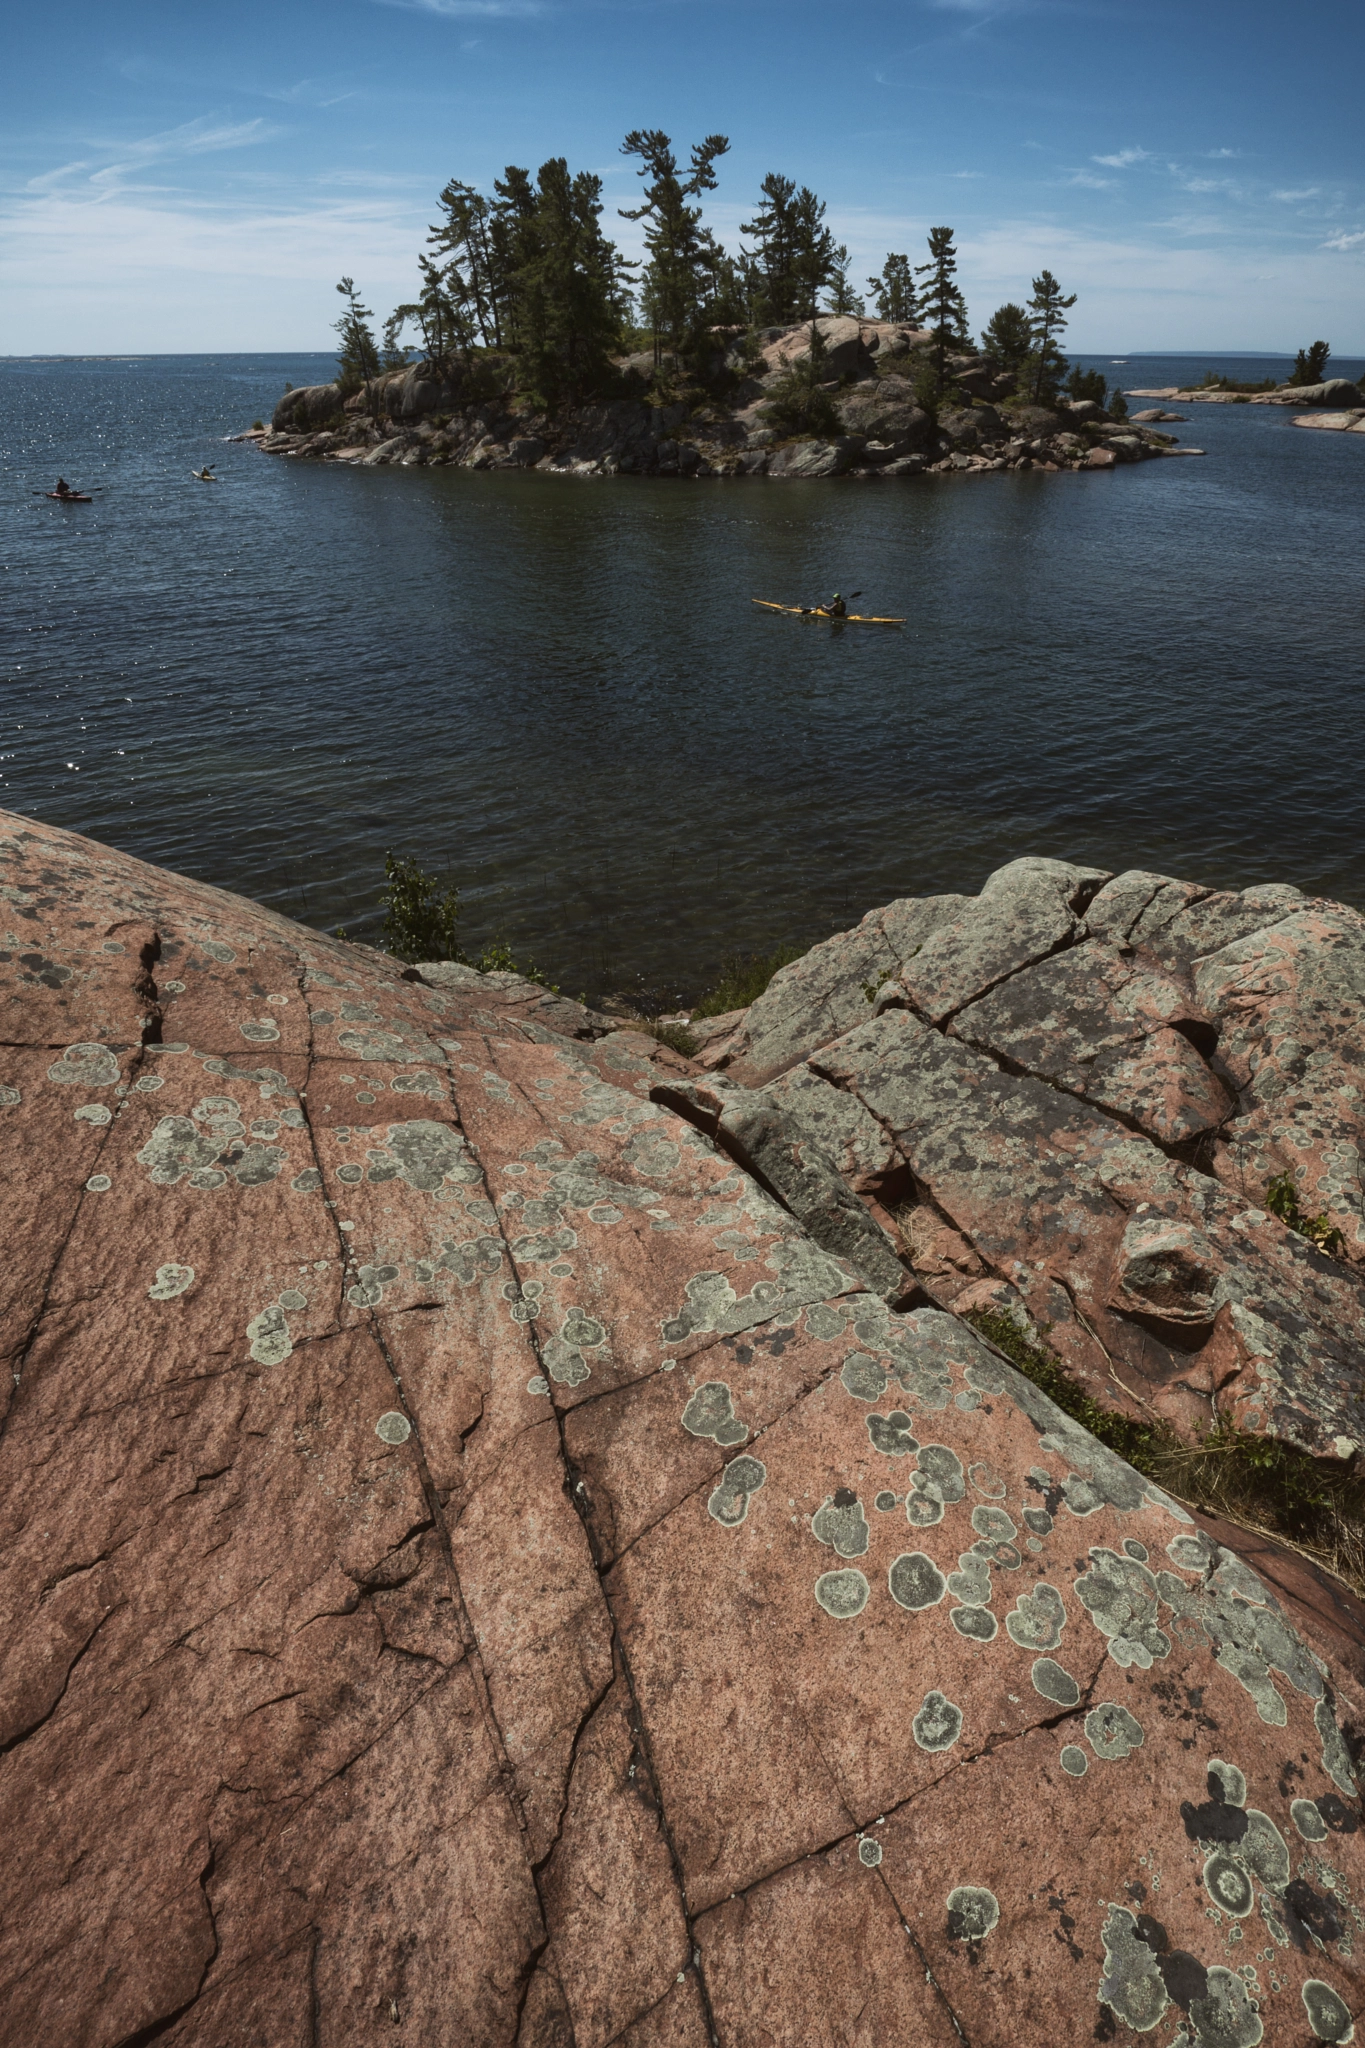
top-left (826, 593), bottom-right (848, 618)
top-left (192, 465), bottom-right (217, 481)
top-left (54, 477), bottom-right (77, 499)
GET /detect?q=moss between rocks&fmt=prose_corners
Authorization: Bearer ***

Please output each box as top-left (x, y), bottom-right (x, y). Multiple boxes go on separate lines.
top-left (963, 1307), bottom-right (1365, 1599)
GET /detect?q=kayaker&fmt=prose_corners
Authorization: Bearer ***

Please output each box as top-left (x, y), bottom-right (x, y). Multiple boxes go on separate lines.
top-left (827, 593), bottom-right (848, 618)
top-left (54, 477), bottom-right (75, 499)
top-left (192, 465), bottom-right (217, 482)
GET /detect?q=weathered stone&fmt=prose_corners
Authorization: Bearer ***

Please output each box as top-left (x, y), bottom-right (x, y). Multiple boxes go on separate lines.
top-left (1195, 904), bottom-right (1365, 1261)
top-left (5, 809), bottom-right (1365, 2048)
top-left (951, 940), bottom-right (1233, 1144)
top-left (648, 1072), bottom-right (908, 1297)
top-left (767, 438), bottom-right (860, 478)
top-left (810, 1006), bottom-right (1365, 1455)
top-left (728, 891), bottom-right (971, 1084)
top-left (880, 856), bottom-right (1109, 1027)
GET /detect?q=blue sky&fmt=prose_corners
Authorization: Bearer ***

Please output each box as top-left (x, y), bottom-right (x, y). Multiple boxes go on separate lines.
top-left (2, 0), bottom-right (1361, 354)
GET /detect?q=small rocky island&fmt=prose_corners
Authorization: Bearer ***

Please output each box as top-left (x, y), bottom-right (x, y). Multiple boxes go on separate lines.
top-left (252, 317), bottom-right (1197, 481)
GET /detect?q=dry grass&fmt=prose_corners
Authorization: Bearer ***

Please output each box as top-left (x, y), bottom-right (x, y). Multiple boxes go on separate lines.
top-left (965, 1308), bottom-right (1365, 1601)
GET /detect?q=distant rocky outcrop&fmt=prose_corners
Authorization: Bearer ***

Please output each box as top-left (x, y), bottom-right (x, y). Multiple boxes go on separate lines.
top-left (4, 810), bottom-right (1365, 2046)
top-left (1129, 378), bottom-right (1364, 410)
top-left (258, 321), bottom-right (1188, 481)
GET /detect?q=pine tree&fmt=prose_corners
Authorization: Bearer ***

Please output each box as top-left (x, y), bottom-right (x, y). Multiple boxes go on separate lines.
top-left (1026, 269), bottom-right (1077, 402)
top-left (915, 228), bottom-right (970, 395)
top-left (429, 181), bottom-right (508, 347)
top-left (789, 186), bottom-right (836, 321)
top-left (380, 310), bottom-right (412, 372)
top-left (1289, 340), bottom-right (1331, 386)
top-left (620, 130), bottom-right (730, 368)
top-left (334, 277), bottom-right (381, 412)
top-left (866, 254), bottom-right (917, 324)
top-left (513, 157), bottom-right (631, 406)
top-left (740, 174), bottom-right (802, 324)
top-left (825, 245), bottom-right (864, 317)
top-left (980, 302), bottom-right (1032, 374)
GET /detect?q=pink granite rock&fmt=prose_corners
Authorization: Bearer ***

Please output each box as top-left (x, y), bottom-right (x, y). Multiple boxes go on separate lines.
top-left (3, 810), bottom-right (1365, 2048)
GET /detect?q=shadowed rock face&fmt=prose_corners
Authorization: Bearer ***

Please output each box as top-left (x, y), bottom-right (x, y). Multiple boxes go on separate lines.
top-left (3, 812), bottom-right (1365, 2048)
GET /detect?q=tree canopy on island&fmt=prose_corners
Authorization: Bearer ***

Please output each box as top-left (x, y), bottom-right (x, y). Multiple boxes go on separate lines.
top-left (334, 134), bottom-right (1102, 413)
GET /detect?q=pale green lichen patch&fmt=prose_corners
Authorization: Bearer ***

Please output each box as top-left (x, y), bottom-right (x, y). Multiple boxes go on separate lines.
top-left (913, 1689), bottom-right (962, 1752)
top-left (1005, 1581), bottom-right (1067, 1651)
top-left (814, 1567), bottom-right (870, 1619)
top-left (1302, 1979), bottom-right (1355, 2043)
top-left (857, 1837), bottom-right (883, 1868)
top-left (1085, 1702), bottom-right (1144, 1761)
top-left (1060, 1744), bottom-right (1088, 1777)
top-left (889, 1551), bottom-right (946, 1611)
top-left (946, 1885), bottom-right (998, 1942)
top-left (813, 1491), bottom-right (871, 1558)
top-left (1076, 1547), bottom-right (1172, 1669)
top-left (375, 1411), bottom-right (412, 1445)
top-left (147, 1263), bottom-right (195, 1301)
top-left (1031, 1657), bottom-right (1080, 1707)
top-left (48, 1042), bottom-right (119, 1086)
top-left (247, 1304), bottom-right (292, 1366)
top-left (681, 1381), bottom-right (748, 1446)
top-left (75, 1102), bottom-right (113, 1126)
top-left (708, 1454), bottom-right (766, 1527)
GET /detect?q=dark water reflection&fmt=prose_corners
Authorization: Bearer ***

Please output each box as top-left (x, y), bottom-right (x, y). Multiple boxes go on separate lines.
top-left (3, 352), bottom-right (1363, 1001)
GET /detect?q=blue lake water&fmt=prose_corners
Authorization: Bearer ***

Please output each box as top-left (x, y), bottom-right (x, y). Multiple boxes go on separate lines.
top-left (2, 349), bottom-right (1363, 1002)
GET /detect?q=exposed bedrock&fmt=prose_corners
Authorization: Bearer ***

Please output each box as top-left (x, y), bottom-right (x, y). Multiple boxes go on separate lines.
top-left (3, 811), bottom-right (1365, 2048)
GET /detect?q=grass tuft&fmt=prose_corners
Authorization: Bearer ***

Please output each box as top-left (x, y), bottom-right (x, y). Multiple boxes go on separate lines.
top-left (1265, 1170), bottom-right (1346, 1255)
top-left (694, 946), bottom-right (802, 1019)
top-left (964, 1307), bottom-right (1365, 1598)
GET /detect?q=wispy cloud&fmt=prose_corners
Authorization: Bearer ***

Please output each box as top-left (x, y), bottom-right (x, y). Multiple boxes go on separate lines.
top-left (947, 170), bottom-right (986, 178)
top-left (375, 0), bottom-right (543, 15)
top-left (1271, 186), bottom-right (1320, 202)
top-left (1205, 148), bottom-right (1241, 159)
top-left (1175, 174), bottom-right (1239, 195)
top-left (1093, 147), bottom-right (1150, 168)
top-left (1068, 171), bottom-right (1113, 189)
top-left (263, 79), bottom-right (357, 108)
top-left (1323, 228), bottom-right (1365, 252)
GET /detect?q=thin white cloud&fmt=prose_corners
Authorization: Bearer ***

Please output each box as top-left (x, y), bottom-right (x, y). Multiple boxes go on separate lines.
top-left (947, 170), bottom-right (986, 178)
top-left (1205, 148), bottom-right (1240, 159)
top-left (375, 0), bottom-right (543, 15)
top-left (1323, 228), bottom-right (1365, 252)
top-left (1067, 172), bottom-right (1113, 189)
top-left (1272, 187), bottom-right (1320, 202)
top-left (24, 161), bottom-right (91, 192)
top-left (1176, 175), bottom-right (1238, 195)
top-left (1093, 147), bottom-right (1150, 168)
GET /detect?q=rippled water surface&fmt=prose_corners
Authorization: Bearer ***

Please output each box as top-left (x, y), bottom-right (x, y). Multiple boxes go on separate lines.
top-left (3, 350), bottom-right (1363, 999)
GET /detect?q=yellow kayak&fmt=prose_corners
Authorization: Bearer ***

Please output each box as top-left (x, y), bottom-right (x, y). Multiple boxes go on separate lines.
top-left (753, 599), bottom-right (905, 625)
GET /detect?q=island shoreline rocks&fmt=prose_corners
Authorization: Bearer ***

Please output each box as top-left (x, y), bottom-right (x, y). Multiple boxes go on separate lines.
top-left (252, 317), bottom-right (1196, 481)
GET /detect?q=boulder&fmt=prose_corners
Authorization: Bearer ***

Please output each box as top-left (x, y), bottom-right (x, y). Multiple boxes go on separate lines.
top-left (761, 316), bottom-right (877, 383)
top-left (838, 375), bottom-right (936, 451)
top-left (6, 809), bottom-right (1365, 2048)
top-left (270, 382), bottom-right (345, 432)
top-left (768, 438), bottom-right (860, 478)
top-left (1279, 378), bottom-right (1364, 407)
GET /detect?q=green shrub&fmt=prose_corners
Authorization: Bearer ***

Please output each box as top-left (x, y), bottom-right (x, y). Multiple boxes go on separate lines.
top-left (367, 853), bottom-right (551, 984)
top-left (1265, 1170), bottom-right (1346, 1255)
top-left (381, 852), bottom-right (462, 962)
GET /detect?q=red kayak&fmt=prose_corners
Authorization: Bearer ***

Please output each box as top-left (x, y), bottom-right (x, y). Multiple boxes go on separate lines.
top-left (47, 491), bottom-right (92, 502)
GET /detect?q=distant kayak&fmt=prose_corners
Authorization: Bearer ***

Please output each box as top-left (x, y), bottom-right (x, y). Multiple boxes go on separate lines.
top-left (46, 491), bottom-right (92, 502)
top-left (753, 599), bottom-right (905, 626)
top-left (191, 470), bottom-right (219, 482)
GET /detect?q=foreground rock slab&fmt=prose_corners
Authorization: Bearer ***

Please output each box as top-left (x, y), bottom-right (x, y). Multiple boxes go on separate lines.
top-left (3, 811), bottom-right (1365, 2048)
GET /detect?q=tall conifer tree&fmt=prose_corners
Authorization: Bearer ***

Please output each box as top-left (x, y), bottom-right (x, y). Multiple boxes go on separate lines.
top-left (915, 228), bottom-right (970, 394)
